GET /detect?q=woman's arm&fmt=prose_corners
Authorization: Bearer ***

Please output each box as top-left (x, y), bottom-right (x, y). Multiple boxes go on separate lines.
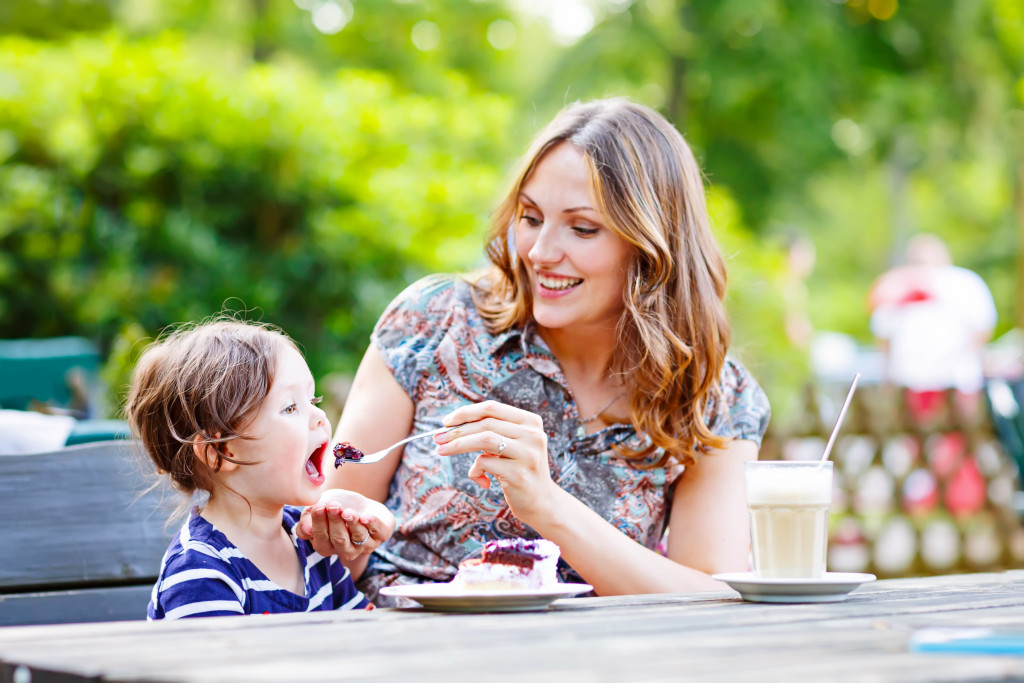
top-left (300, 345), bottom-right (412, 578)
top-left (664, 438), bottom-right (755, 577)
top-left (536, 440), bottom-right (754, 595)
top-left (326, 344), bottom-right (412, 501)
top-left (435, 400), bottom-right (755, 595)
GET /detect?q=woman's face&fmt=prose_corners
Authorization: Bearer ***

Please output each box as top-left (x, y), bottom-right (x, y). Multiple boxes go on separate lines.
top-left (515, 143), bottom-right (633, 336)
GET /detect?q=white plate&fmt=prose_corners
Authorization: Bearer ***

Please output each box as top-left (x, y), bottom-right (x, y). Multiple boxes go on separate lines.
top-left (712, 572), bottom-right (877, 603)
top-left (379, 582), bottom-right (593, 612)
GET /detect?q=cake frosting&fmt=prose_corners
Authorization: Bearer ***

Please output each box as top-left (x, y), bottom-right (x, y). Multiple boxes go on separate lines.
top-left (451, 538), bottom-right (560, 591)
top-left (333, 442), bottom-right (364, 467)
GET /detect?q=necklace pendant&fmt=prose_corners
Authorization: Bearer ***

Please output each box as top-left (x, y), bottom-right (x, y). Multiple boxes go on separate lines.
top-left (576, 424), bottom-right (586, 439)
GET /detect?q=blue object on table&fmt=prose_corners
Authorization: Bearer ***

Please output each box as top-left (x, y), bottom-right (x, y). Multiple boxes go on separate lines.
top-left (910, 628), bottom-right (1024, 656)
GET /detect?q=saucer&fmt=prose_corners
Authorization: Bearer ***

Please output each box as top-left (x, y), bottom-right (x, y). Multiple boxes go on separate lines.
top-left (712, 572), bottom-right (877, 603)
top-left (379, 583), bottom-right (593, 612)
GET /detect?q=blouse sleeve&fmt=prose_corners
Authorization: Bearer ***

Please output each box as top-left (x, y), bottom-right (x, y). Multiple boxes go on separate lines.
top-left (705, 357), bottom-right (771, 446)
top-left (370, 275), bottom-right (460, 399)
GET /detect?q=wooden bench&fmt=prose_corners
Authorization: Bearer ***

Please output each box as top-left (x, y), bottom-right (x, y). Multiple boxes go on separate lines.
top-left (0, 440), bottom-right (175, 626)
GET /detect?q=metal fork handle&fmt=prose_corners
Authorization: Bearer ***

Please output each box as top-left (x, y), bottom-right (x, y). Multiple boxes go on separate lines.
top-left (385, 425), bottom-right (454, 454)
top-left (355, 424), bottom-right (460, 464)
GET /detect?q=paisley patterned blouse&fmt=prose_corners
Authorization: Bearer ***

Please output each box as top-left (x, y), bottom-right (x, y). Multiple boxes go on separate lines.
top-left (359, 275), bottom-right (771, 604)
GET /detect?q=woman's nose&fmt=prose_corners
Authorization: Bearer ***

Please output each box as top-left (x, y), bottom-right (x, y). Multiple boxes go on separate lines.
top-left (526, 224), bottom-right (562, 265)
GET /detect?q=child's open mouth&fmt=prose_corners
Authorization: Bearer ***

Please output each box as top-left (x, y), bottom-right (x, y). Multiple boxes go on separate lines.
top-left (305, 442), bottom-right (327, 483)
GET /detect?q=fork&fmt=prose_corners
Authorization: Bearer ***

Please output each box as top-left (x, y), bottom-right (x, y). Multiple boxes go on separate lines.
top-left (333, 424), bottom-right (460, 466)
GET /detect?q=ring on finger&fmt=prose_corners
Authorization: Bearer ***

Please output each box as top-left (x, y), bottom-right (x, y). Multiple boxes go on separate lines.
top-left (497, 436), bottom-right (507, 456)
top-left (351, 536), bottom-right (368, 546)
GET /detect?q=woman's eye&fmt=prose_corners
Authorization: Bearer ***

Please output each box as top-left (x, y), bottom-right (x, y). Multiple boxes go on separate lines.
top-left (572, 226), bottom-right (599, 237)
top-left (520, 214), bottom-right (541, 227)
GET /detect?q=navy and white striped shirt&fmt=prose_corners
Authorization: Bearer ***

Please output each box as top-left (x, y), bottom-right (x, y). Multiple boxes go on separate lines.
top-left (148, 506), bottom-right (369, 619)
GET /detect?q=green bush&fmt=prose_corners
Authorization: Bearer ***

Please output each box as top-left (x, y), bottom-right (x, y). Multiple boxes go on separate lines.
top-left (0, 33), bottom-right (516, 406)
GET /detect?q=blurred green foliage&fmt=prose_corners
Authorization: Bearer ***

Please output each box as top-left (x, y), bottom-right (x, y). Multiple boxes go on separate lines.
top-left (0, 0), bottom-right (113, 39)
top-left (0, 0), bottom-right (1021, 428)
top-left (0, 32), bottom-right (515, 401)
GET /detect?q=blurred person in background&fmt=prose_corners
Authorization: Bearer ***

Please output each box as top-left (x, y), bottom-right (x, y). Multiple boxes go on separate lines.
top-left (868, 233), bottom-right (997, 420)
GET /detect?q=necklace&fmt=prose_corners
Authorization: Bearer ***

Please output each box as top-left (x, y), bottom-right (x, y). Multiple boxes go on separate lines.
top-left (576, 393), bottom-right (625, 439)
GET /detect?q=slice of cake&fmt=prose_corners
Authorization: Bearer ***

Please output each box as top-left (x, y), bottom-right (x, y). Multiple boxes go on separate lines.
top-left (451, 538), bottom-right (560, 591)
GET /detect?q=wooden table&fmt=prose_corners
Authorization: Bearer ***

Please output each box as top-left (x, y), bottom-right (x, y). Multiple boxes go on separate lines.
top-left (2, 572), bottom-right (1023, 682)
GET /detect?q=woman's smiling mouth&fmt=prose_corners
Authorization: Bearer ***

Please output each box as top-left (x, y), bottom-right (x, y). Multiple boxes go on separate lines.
top-left (537, 272), bottom-right (583, 295)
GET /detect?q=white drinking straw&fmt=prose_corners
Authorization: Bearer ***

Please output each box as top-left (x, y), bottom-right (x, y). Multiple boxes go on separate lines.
top-left (819, 373), bottom-right (861, 466)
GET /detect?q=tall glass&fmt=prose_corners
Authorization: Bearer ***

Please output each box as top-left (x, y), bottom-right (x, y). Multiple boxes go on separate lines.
top-left (745, 460), bottom-right (833, 580)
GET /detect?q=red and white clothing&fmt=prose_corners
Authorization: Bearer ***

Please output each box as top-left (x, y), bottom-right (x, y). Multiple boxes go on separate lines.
top-left (870, 264), bottom-right (996, 392)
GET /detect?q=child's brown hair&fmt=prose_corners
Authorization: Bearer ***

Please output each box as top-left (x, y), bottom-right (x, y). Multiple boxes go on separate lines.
top-left (124, 318), bottom-right (298, 504)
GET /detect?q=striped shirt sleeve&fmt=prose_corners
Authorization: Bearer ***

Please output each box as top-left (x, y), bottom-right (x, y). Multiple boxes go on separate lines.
top-left (328, 555), bottom-right (370, 610)
top-left (155, 549), bottom-right (246, 620)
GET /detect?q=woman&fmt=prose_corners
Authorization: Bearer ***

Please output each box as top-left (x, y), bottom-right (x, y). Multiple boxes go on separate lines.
top-left (300, 98), bottom-right (770, 603)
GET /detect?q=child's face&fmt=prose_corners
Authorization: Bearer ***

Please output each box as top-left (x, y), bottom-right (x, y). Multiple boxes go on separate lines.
top-left (222, 345), bottom-right (332, 509)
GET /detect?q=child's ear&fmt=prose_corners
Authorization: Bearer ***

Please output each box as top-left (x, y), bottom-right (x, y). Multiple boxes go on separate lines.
top-left (192, 435), bottom-right (239, 473)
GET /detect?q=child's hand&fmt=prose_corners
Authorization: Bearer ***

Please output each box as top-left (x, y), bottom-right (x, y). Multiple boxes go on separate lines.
top-left (297, 489), bottom-right (396, 562)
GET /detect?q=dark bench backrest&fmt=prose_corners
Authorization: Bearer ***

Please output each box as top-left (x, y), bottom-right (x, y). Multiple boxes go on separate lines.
top-left (0, 440), bottom-right (177, 625)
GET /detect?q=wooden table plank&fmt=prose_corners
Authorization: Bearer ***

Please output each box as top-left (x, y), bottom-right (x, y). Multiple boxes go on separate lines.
top-left (1, 573), bottom-right (1023, 682)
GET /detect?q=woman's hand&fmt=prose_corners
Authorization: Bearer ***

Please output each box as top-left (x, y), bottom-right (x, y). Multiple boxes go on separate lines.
top-left (297, 489), bottom-right (396, 562)
top-left (434, 400), bottom-right (558, 523)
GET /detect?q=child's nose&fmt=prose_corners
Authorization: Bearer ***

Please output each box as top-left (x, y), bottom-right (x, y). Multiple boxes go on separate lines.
top-left (311, 405), bottom-right (327, 429)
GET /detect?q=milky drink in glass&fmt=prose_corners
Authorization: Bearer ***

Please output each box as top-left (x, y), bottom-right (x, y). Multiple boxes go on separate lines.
top-left (745, 461), bottom-right (833, 579)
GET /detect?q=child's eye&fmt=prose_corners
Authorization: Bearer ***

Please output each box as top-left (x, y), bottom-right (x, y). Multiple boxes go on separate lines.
top-left (311, 395), bottom-right (323, 406)
top-left (282, 403), bottom-right (297, 415)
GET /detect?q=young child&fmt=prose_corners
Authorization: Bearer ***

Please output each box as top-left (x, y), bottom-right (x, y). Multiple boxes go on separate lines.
top-left (125, 319), bottom-right (395, 619)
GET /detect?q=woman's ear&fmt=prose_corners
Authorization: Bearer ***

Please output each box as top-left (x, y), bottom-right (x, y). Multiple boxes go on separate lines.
top-left (192, 435), bottom-right (238, 472)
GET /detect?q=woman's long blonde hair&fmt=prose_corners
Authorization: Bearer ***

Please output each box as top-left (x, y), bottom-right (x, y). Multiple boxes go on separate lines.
top-left (472, 98), bottom-right (730, 467)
